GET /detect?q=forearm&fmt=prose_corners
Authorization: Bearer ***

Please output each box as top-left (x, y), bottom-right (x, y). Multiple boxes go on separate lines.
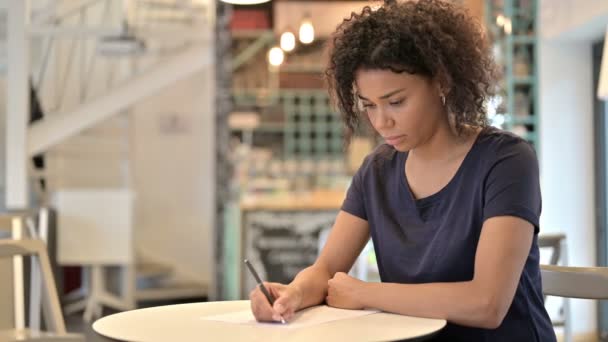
top-left (290, 264), bottom-right (332, 310)
top-left (360, 281), bottom-right (504, 329)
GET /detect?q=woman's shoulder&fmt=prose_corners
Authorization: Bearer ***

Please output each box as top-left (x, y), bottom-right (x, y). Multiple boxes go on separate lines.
top-left (477, 126), bottom-right (537, 157)
top-left (364, 143), bottom-right (399, 165)
top-left (475, 126), bottom-right (539, 170)
top-left (355, 143), bottom-right (400, 177)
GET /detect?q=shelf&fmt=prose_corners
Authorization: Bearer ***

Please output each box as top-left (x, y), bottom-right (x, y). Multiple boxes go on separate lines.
top-left (230, 89), bottom-right (343, 159)
top-left (499, 35), bottom-right (535, 45)
top-left (257, 123), bottom-right (286, 132)
top-left (229, 122), bottom-right (285, 132)
top-left (231, 29), bottom-right (274, 39)
top-left (512, 35), bottom-right (535, 44)
top-left (513, 76), bottom-right (535, 85)
top-left (510, 116), bottom-right (536, 126)
top-left (487, 0), bottom-right (539, 150)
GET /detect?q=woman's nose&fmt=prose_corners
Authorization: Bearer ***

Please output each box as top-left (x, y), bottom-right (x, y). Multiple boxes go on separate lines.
top-left (373, 108), bottom-right (395, 129)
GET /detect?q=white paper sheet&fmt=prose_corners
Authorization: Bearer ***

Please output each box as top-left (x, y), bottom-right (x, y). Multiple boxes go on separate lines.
top-left (201, 305), bottom-right (379, 329)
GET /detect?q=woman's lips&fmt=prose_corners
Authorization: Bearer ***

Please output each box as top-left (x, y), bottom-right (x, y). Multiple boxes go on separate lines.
top-left (384, 135), bottom-right (406, 146)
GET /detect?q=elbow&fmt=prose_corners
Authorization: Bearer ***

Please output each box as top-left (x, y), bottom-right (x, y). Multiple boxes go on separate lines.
top-left (476, 296), bottom-right (508, 329)
top-left (478, 311), bottom-right (504, 330)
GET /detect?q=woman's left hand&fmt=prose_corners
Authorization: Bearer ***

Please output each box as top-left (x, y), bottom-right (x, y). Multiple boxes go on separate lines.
top-left (326, 272), bottom-right (367, 309)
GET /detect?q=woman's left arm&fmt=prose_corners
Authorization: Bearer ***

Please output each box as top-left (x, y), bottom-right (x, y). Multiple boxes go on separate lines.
top-left (326, 215), bottom-right (534, 329)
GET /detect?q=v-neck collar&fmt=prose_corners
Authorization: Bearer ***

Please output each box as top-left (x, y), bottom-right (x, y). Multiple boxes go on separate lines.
top-left (399, 127), bottom-right (488, 214)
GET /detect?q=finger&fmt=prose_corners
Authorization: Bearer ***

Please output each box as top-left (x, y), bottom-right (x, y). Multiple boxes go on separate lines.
top-left (273, 294), bottom-right (294, 314)
top-left (266, 282), bottom-right (283, 299)
top-left (284, 310), bottom-right (295, 321)
top-left (251, 301), bottom-right (263, 320)
top-left (267, 284), bottom-right (292, 314)
top-left (251, 288), bottom-right (275, 322)
top-left (256, 289), bottom-right (274, 311)
top-left (255, 284), bottom-right (286, 322)
top-left (269, 300), bottom-right (286, 322)
top-left (274, 299), bottom-right (296, 322)
top-left (273, 302), bottom-right (284, 314)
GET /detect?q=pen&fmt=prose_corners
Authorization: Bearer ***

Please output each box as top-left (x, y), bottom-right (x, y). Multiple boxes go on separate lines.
top-left (244, 259), bottom-right (287, 324)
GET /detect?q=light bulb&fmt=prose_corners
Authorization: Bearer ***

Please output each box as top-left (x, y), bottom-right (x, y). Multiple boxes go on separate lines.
top-left (299, 19), bottom-right (314, 44)
top-left (220, 0), bottom-right (270, 4)
top-left (268, 46), bottom-right (284, 66)
top-left (503, 18), bottom-right (512, 35)
top-left (496, 14), bottom-right (505, 27)
top-left (280, 31), bottom-right (296, 52)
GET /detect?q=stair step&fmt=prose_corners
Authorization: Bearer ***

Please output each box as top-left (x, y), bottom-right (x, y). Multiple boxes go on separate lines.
top-left (135, 281), bottom-right (208, 302)
top-left (137, 261), bottom-right (173, 279)
top-left (49, 140), bottom-right (128, 158)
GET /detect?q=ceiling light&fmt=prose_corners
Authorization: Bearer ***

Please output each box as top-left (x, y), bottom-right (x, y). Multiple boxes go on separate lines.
top-left (299, 18), bottom-right (314, 44)
top-left (268, 46), bottom-right (284, 66)
top-left (220, 0), bottom-right (271, 5)
top-left (280, 31), bottom-right (296, 52)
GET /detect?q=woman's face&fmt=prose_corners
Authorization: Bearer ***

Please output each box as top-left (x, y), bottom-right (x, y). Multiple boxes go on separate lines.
top-left (354, 68), bottom-right (446, 152)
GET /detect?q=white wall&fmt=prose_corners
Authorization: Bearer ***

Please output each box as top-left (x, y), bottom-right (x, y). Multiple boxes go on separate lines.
top-left (539, 40), bottom-right (597, 338)
top-left (539, 0), bottom-right (608, 339)
top-left (132, 70), bottom-right (214, 284)
top-left (0, 77), bottom-right (5, 210)
top-left (541, 0), bottom-right (608, 41)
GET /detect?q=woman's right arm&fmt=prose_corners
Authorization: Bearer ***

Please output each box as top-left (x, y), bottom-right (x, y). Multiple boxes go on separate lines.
top-left (250, 210), bottom-right (370, 322)
top-left (292, 210), bottom-right (371, 309)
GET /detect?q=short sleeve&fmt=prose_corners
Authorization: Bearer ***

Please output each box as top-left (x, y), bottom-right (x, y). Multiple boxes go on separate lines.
top-left (341, 157), bottom-right (369, 221)
top-left (483, 140), bottom-right (541, 233)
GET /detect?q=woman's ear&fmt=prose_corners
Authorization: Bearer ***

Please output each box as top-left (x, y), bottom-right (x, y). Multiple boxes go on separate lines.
top-left (432, 72), bottom-right (452, 98)
top-left (430, 78), bottom-right (441, 97)
top-left (431, 79), bottom-right (447, 106)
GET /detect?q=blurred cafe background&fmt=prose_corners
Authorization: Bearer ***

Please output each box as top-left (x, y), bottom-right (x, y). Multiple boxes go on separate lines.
top-left (0, 0), bottom-right (607, 340)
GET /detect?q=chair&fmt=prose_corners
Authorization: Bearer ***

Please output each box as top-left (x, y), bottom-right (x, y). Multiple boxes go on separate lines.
top-left (1, 209), bottom-right (57, 332)
top-left (540, 264), bottom-right (608, 342)
top-left (0, 239), bottom-right (83, 341)
top-left (541, 264), bottom-right (608, 299)
top-left (54, 189), bottom-right (136, 322)
top-left (538, 233), bottom-right (571, 339)
top-left (539, 233), bottom-right (567, 268)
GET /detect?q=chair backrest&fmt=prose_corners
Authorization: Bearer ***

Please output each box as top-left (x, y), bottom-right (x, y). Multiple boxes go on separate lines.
top-left (538, 233), bottom-right (567, 266)
top-left (0, 212), bottom-right (27, 331)
top-left (0, 210), bottom-right (44, 331)
top-left (0, 230), bottom-right (14, 330)
top-left (0, 239), bottom-right (67, 334)
top-left (541, 264), bottom-right (608, 299)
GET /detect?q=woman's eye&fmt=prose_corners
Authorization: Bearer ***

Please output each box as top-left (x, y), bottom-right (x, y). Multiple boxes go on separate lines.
top-left (362, 103), bottom-right (376, 109)
top-left (389, 99), bottom-right (404, 106)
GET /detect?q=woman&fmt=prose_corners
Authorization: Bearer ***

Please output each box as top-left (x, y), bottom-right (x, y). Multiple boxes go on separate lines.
top-left (249, 0), bottom-right (556, 340)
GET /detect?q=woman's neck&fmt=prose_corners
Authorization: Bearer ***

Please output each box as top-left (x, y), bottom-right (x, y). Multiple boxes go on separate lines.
top-left (409, 122), bottom-right (477, 164)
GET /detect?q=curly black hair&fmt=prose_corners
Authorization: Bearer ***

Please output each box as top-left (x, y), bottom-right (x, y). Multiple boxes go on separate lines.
top-left (325, 0), bottom-right (497, 144)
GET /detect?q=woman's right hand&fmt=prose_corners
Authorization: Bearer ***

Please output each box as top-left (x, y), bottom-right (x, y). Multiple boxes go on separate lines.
top-left (249, 282), bottom-right (303, 322)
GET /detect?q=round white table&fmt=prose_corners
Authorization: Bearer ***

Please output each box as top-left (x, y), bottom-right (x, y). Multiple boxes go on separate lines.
top-left (93, 300), bottom-right (446, 342)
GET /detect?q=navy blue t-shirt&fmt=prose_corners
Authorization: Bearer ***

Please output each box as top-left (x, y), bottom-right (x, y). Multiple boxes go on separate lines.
top-left (341, 127), bottom-right (556, 342)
